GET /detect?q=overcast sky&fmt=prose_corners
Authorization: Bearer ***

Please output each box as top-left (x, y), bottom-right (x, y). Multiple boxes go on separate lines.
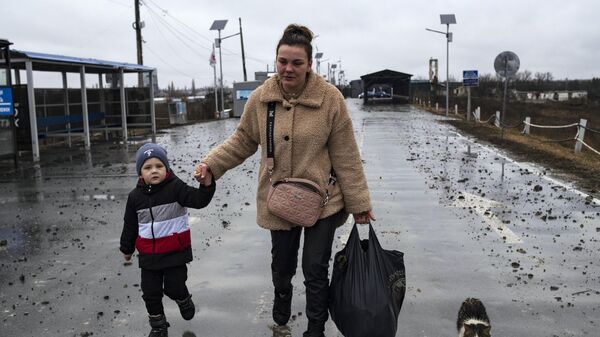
top-left (3, 0), bottom-right (599, 89)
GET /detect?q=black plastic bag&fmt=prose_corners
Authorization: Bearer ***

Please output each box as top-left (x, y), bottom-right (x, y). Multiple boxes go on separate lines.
top-left (329, 223), bottom-right (406, 337)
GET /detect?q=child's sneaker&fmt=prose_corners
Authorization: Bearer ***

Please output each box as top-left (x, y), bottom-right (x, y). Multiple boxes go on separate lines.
top-left (148, 314), bottom-right (169, 337)
top-left (176, 294), bottom-right (195, 320)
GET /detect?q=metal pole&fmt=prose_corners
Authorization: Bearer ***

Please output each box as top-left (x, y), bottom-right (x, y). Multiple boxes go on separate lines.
top-left (120, 68), bottom-right (128, 142)
top-left (80, 66), bottom-right (91, 150)
top-left (149, 70), bottom-right (156, 135)
top-left (239, 18), bottom-right (247, 82)
top-left (218, 30), bottom-right (224, 113)
top-left (445, 23), bottom-right (449, 117)
top-left (4, 44), bottom-right (18, 166)
top-left (212, 43), bottom-right (218, 118)
top-left (26, 61), bottom-right (40, 162)
top-left (134, 0), bottom-right (144, 87)
top-left (501, 58), bottom-right (509, 139)
top-left (4, 47), bottom-right (12, 85)
top-left (467, 86), bottom-right (471, 121)
top-left (62, 72), bottom-right (72, 147)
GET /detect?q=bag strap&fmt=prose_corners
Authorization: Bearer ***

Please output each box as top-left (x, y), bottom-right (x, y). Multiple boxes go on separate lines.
top-left (265, 101), bottom-right (336, 202)
top-left (266, 101), bottom-right (276, 174)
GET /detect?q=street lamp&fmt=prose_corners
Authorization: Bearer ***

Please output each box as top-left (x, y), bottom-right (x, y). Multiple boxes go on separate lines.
top-left (210, 19), bottom-right (227, 114)
top-left (426, 14), bottom-right (456, 117)
top-left (315, 52), bottom-right (323, 75)
top-left (330, 63), bottom-right (337, 85)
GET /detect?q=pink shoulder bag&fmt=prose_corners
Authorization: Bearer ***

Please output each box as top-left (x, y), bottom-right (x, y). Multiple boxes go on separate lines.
top-left (264, 102), bottom-right (335, 227)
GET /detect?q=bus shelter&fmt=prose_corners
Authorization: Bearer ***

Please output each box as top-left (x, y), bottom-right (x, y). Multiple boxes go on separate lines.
top-left (0, 49), bottom-right (156, 162)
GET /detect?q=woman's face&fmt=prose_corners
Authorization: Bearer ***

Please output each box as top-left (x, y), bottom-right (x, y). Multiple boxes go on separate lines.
top-left (276, 44), bottom-right (312, 94)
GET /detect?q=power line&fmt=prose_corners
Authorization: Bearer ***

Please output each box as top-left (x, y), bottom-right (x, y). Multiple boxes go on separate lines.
top-left (145, 44), bottom-right (194, 80)
top-left (144, 6), bottom-right (199, 67)
top-left (142, 0), bottom-right (211, 52)
top-left (103, 0), bottom-right (131, 8)
top-left (141, 0), bottom-right (269, 66)
top-left (143, 3), bottom-right (210, 56)
top-left (143, 0), bottom-right (213, 45)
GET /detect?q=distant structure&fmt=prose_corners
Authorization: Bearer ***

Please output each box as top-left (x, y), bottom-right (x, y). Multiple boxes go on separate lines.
top-left (349, 79), bottom-right (363, 98)
top-left (360, 69), bottom-right (412, 104)
top-left (231, 71), bottom-right (276, 117)
top-left (514, 90), bottom-right (588, 102)
top-left (429, 58), bottom-right (439, 84)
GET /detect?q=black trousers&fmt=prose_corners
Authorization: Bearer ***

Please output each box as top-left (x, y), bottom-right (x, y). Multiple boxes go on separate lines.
top-left (141, 264), bottom-right (190, 316)
top-left (270, 211), bottom-right (344, 330)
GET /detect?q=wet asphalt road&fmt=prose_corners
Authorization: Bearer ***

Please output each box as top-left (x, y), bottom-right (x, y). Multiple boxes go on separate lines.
top-left (1, 99), bottom-right (599, 337)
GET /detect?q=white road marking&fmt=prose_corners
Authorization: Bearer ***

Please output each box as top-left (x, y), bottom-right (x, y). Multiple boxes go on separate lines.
top-left (452, 191), bottom-right (524, 244)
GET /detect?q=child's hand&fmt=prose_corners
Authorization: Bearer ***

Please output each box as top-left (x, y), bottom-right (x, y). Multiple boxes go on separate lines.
top-left (123, 254), bottom-right (132, 261)
top-left (194, 163), bottom-right (213, 186)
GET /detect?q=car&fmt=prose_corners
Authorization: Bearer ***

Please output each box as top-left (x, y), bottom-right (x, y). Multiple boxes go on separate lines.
top-left (358, 91), bottom-right (391, 98)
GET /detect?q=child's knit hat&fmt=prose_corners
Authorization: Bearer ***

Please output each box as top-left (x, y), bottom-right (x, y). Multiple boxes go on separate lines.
top-left (135, 143), bottom-right (170, 175)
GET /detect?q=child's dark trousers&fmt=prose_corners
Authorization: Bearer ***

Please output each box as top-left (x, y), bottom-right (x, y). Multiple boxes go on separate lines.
top-left (141, 264), bottom-right (190, 315)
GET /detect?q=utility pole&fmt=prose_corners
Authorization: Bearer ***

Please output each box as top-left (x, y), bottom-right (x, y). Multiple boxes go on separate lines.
top-left (239, 18), bottom-right (247, 81)
top-left (134, 0), bottom-right (144, 87)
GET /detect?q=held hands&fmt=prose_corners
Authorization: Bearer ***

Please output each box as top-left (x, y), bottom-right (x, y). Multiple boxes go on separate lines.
top-left (123, 254), bottom-right (132, 261)
top-left (353, 210), bottom-right (376, 225)
top-left (193, 163), bottom-right (213, 186)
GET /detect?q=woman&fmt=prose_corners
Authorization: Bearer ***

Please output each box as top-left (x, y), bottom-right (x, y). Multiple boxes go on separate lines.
top-left (194, 24), bottom-right (374, 337)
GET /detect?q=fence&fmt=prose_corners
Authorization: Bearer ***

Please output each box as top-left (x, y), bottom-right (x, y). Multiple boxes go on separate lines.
top-left (413, 98), bottom-right (600, 156)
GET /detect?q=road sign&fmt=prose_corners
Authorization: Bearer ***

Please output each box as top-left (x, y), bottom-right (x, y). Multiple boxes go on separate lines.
top-left (0, 86), bottom-right (14, 116)
top-left (462, 70), bottom-right (479, 87)
top-left (494, 51), bottom-right (520, 78)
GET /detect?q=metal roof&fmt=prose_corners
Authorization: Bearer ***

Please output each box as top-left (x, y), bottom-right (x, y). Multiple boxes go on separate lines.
top-left (0, 39), bottom-right (13, 48)
top-left (3, 49), bottom-right (154, 74)
top-left (361, 69), bottom-right (413, 80)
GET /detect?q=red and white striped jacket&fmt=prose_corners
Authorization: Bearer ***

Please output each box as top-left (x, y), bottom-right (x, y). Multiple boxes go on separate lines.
top-left (120, 172), bottom-right (215, 270)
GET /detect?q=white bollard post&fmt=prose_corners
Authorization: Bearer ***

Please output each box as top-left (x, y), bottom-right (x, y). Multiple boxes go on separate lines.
top-left (523, 117), bottom-right (530, 134)
top-left (475, 107), bottom-right (481, 122)
top-left (495, 111), bottom-right (501, 128)
top-left (436, 103), bottom-right (439, 111)
top-left (575, 119), bottom-right (587, 153)
top-left (455, 104), bottom-right (458, 115)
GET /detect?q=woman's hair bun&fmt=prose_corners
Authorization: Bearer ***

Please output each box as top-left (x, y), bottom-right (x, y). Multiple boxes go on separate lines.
top-left (283, 24), bottom-right (314, 42)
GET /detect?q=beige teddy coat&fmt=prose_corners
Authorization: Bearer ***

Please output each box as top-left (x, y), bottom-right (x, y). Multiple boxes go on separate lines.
top-left (202, 73), bottom-right (371, 230)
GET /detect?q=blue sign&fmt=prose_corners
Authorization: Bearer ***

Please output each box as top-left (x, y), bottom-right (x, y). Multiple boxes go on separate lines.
top-left (463, 78), bottom-right (479, 87)
top-left (0, 87), bottom-right (14, 116)
top-left (463, 70), bottom-right (478, 79)
top-left (462, 70), bottom-right (479, 87)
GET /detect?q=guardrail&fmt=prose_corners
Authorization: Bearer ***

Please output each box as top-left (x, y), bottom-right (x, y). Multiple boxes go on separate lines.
top-left (413, 98), bottom-right (599, 156)
top-left (470, 110), bottom-right (599, 156)
top-left (522, 118), bottom-right (600, 155)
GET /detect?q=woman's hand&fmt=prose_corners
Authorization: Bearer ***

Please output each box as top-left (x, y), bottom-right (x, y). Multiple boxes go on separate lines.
top-left (353, 210), bottom-right (376, 224)
top-left (193, 163), bottom-right (213, 186)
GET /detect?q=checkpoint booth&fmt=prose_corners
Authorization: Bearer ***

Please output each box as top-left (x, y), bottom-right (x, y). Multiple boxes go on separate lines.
top-left (0, 46), bottom-right (157, 162)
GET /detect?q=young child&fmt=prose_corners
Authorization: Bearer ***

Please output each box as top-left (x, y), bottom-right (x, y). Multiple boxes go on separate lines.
top-left (120, 143), bottom-right (215, 337)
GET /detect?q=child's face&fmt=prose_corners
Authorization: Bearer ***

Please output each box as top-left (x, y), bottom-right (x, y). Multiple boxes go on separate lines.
top-left (139, 157), bottom-right (167, 185)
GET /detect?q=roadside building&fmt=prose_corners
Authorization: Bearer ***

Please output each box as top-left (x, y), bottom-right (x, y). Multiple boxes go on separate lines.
top-left (0, 47), bottom-right (156, 162)
top-left (360, 69), bottom-right (412, 104)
